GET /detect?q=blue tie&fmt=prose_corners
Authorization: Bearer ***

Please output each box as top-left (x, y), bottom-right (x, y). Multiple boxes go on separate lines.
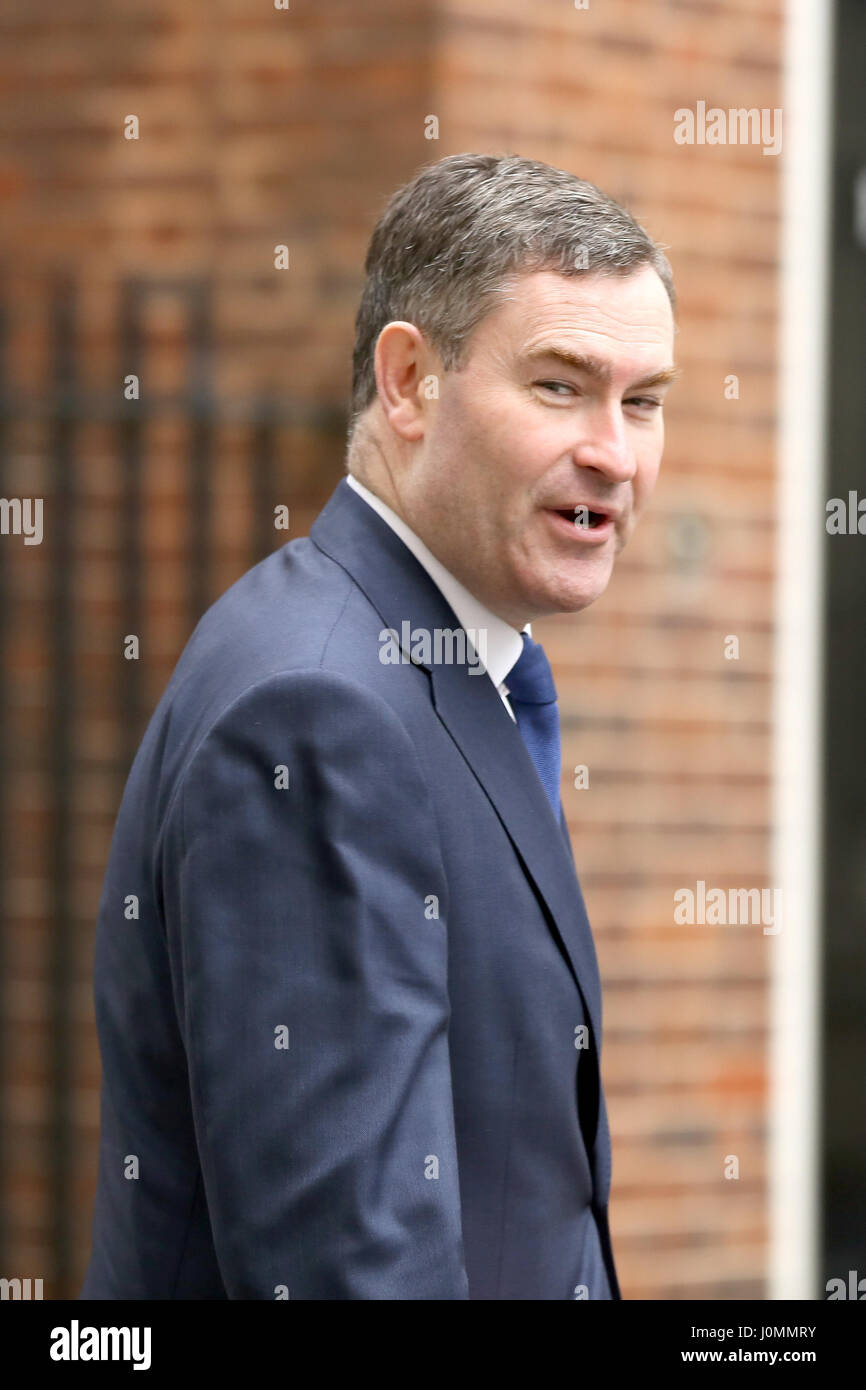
top-left (505, 632), bottom-right (562, 819)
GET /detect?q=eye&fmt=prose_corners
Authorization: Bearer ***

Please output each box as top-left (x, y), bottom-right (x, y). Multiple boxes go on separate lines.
top-left (535, 380), bottom-right (577, 397)
top-left (626, 396), bottom-right (663, 410)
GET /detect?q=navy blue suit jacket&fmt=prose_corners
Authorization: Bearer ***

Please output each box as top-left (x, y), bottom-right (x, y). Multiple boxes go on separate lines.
top-left (80, 476), bottom-right (621, 1300)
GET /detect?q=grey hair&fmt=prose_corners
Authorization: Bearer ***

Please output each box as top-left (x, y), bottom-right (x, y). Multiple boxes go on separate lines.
top-left (347, 151), bottom-right (675, 450)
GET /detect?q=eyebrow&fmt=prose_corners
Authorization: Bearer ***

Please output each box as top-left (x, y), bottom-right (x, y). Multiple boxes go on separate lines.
top-left (524, 345), bottom-right (682, 390)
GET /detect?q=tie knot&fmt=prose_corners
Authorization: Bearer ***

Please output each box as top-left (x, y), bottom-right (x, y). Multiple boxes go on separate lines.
top-left (506, 632), bottom-right (557, 706)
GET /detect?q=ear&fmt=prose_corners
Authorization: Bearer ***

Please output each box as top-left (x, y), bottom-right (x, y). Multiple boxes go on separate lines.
top-left (373, 321), bottom-right (434, 443)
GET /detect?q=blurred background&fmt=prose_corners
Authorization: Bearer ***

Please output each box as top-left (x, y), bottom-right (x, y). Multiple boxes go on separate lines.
top-left (0, 0), bottom-right (862, 1300)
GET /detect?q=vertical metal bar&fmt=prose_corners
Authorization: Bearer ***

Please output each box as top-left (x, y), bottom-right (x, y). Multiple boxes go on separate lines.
top-left (48, 275), bottom-right (76, 1295)
top-left (0, 292), bottom-right (8, 1274)
top-left (250, 399), bottom-right (277, 568)
top-left (187, 281), bottom-right (213, 629)
top-left (118, 280), bottom-right (145, 772)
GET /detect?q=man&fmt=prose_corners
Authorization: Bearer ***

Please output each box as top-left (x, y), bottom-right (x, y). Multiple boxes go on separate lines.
top-left (80, 152), bottom-right (677, 1300)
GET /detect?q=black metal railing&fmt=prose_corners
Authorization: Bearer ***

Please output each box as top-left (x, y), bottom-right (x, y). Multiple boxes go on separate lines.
top-left (0, 274), bottom-right (347, 1293)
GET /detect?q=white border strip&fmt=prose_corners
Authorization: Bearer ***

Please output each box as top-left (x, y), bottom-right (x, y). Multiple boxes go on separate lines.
top-left (770, 0), bottom-right (833, 1300)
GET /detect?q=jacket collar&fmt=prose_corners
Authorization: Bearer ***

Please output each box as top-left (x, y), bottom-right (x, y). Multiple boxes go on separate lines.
top-left (309, 476), bottom-right (604, 1057)
top-left (344, 471), bottom-right (527, 698)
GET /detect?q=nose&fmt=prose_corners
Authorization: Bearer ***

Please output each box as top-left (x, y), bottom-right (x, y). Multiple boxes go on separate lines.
top-left (570, 400), bottom-right (636, 484)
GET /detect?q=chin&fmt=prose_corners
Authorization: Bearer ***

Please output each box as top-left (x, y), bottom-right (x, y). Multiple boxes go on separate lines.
top-left (553, 565), bottom-right (615, 613)
top-left (558, 587), bottom-right (608, 614)
top-left (524, 580), bottom-right (609, 617)
top-left (510, 552), bottom-right (615, 618)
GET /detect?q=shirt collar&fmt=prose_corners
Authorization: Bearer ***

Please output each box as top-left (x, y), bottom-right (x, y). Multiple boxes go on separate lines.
top-left (345, 472), bottom-right (529, 689)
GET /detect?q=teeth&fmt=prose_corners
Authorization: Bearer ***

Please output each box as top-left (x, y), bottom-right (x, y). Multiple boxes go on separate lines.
top-left (552, 506), bottom-right (608, 528)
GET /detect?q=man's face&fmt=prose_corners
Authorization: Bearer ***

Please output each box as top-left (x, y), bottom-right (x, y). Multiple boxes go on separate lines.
top-left (395, 265), bottom-right (677, 628)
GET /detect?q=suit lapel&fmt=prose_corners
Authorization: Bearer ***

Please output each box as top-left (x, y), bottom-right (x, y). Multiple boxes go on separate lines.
top-left (560, 804), bottom-right (576, 861)
top-left (309, 477), bottom-right (604, 1053)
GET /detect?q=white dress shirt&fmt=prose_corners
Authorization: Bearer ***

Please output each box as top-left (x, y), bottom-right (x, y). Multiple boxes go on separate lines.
top-left (345, 472), bottom-right (530, 721)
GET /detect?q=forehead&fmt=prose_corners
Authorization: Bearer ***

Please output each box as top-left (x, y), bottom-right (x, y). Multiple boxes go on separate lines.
top-left (478, 266), bottom-right (675, 365)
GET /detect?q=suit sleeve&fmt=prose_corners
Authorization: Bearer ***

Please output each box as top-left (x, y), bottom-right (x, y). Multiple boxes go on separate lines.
top-left (159, 669), bottom-right (470, 1299)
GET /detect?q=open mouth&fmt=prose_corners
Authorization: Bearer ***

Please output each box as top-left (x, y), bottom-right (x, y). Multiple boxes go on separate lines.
top-left (553, 507), bottom-right (609, 530)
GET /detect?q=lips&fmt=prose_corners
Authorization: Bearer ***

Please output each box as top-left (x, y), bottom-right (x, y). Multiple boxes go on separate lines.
top-left (550, 503), bottom-right (617, 529)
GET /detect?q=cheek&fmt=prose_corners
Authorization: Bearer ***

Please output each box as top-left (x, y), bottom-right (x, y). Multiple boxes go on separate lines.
top-left (635, 466), bottom-right (658, 501)
top-left (441, 384), bottom-right (553, 501)
top-left (437, 388), bottom-right (500, 474)
top-left (494, 411), bottom-right (564, 490)
top-left (634, 440), bottom-right (664, 501)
